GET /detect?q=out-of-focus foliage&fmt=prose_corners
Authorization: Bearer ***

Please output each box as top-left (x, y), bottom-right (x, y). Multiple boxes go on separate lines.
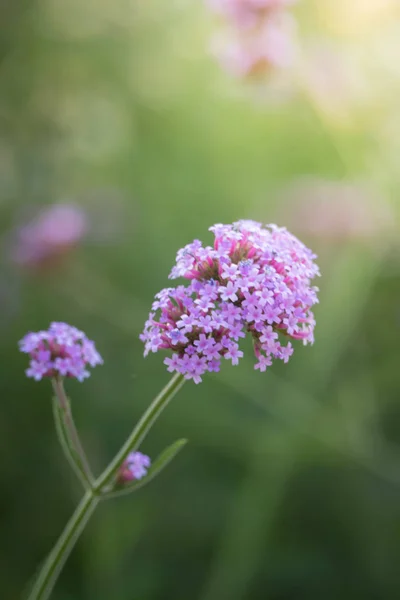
top-left (0, 1), bottom-right (399, 599)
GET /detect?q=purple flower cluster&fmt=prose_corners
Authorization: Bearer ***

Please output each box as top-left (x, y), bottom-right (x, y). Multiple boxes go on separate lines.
top-left (19, 322), bottom-right (103, 382)
top-left (140, 221), bottom-right (319, 384)
top-left (118, 452), bottom-right (151, 483)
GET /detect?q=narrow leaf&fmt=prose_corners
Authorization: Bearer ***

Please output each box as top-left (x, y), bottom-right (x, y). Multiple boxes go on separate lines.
top-left (104, 438), bottom-right (188, 499)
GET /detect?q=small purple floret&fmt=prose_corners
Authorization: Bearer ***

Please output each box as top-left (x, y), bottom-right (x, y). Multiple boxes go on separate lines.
top-left (19, 322), bottom-right (103, 382)
top-left (118, 452), bottom-right (151, 483)
top-left (141, 220), bottom-right (320, 384)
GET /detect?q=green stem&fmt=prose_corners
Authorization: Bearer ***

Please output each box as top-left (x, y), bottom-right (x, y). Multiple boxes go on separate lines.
top-left (94, 372), bottom-right (185, 492)
top-left (52, 396), bottom-right (89, 489)
top-left (52, 378), bottom-right (94, 485)
top-left (27, 491), bottom-right (99, 600)
top-left (28, 373), bottom-right (185, 600)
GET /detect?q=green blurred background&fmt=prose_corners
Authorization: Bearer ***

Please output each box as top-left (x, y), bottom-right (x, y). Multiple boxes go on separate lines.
top-left (1, 1), bottom-right (400, 599)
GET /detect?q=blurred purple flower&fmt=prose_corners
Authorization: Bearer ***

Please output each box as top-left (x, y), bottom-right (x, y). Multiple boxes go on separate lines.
top-left (275, 178), bottom-right (397, 244)
top-left (118, 452), bottom-right (151, 483)
top-left (207, 0), bottom-right (298, 79)
top-left (19, 322), bottom-right (103, 382)
top-left (208, 0), bottom-right (297, 29)
top-left (212, 12), bottom-right (296, 77)
top-left (10, 203), bottom-right (88, 269)
top-left (140, 220), bottom-right (319, 384)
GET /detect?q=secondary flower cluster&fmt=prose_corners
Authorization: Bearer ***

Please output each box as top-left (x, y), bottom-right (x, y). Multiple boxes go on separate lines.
top-left (19, 322), bottom-right (103, 382)
top-left (208, 0), bottom-right (298, 78)
top-left (117, 452), bottom-right (151, 484)
top-left (141, 220), bottom-right (319, 384)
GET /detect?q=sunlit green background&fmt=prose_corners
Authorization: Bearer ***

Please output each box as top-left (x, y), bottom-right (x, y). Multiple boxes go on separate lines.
top-left (1, 1), bottom-right (400, 599)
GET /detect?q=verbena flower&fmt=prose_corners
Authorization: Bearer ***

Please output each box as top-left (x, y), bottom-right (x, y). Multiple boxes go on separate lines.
top-left (277, 177), bottom-right (395, 243)
top-left (118, 452), bottom-right (151, 483)
top-left (208, 0), bottom-right (297, 29)
top-left (19, 322), bottom-right (103, 382)
top-left (206, 0), bottom-right (298, 79)
top-left (212, 12), bottom-right (296, 78)
top-left (141, 220), bottom-right (319, 384)
top-left (10, 203), bottom-right (87, 269)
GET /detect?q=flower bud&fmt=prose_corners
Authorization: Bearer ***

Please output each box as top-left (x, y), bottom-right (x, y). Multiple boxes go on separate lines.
top-left (117, 452), bottom-right (151, 484)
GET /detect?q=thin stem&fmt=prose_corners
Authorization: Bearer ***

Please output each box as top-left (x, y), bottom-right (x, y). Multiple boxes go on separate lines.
top-left (94, 372), bottom-right (185, 492)
top-left (52, 397), bottom-right (89, 488)
top-left (27, 491), bottom-right (99, 600)
top-left (52, 378), bottom-right (94, 485)
top-left (28, 373), bottom-right (185, 600)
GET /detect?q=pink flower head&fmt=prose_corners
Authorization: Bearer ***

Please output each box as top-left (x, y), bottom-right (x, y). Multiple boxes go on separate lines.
top-left (277, 178), bottom-right (396, 243)
top-left (19, 322), bottom-right (103, 382)
top-left (11, 203), bottom-right (88, 269)
top-left (118, 452), bottom-right (151, 483)
top-left (212, 12), bottom-right (296, 78)
top-left (141, 220), bottom-right (319, 383)
top-left (208, 0), bottom-right (297, 29)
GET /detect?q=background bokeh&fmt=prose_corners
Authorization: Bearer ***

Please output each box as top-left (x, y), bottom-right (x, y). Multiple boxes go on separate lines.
top-left (1, 1), bottom-right (400, 599)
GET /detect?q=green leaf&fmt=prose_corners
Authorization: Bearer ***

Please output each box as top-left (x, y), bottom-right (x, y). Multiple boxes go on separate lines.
top-left (103, 438), bottom-right (188, 499)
